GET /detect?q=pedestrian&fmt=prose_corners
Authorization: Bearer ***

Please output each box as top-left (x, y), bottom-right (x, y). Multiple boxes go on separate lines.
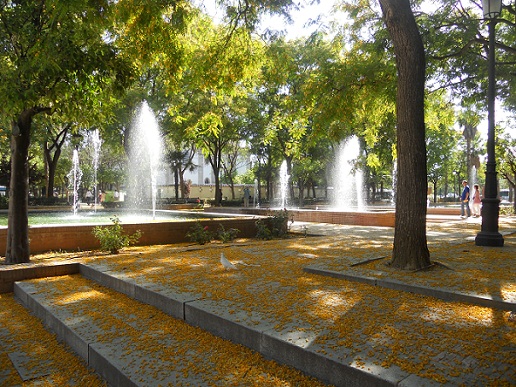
top-left (460, 180), bottom-right (471, 218)
top-left (85, 190), bottom-right (93, 205)
top-left (471, 184), bottom-right (482, 217)
top-left (243, 186), bottom-right (250, 207)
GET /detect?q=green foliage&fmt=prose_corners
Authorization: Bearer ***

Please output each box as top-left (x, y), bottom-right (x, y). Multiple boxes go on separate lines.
top-left (0, 195), bottom-right (7, 210)
top-left (216, 224), bottom-right (240, 243)
top-left (92, 216), bottom-right (142, 254)
top-left (255, 210), bottom-right (290, 240)
top-left (185, 221), bottom-right (213, 245)
top-left (255, 219), bottom-right (273, 240)
top-left (499, 205), bottom-right (514, 216)
top-left (103, 192), bottom-right (115, 202)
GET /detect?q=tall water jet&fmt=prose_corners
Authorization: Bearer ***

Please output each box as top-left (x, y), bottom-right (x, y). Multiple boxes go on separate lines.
top-left (91, 129), bottom-right (102, 211)
top-left (253, 178), bottom-right (258, 207)
top-left (127, 101), bottom-right (163, 219)
top-left (392, 160), bottom-right (397, 206)
top-left (279, 160), bottom-right (289, 208)
top-left (332, 136), bottom-right (364, 210)
top-left (68, 148), bottom-right (82, 216)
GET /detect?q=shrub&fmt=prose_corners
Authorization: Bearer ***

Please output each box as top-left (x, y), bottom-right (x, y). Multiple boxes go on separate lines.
top-left (186, 221), bottom-right (213, 245)
top-left (0, 195), bottom-right (7, 209)
top-left (216, 224), bottom-right (240, 243)
top-left (255, 219), bottom-right (273, 240)
top-left (92, 215), bottom-right (142, 254)
top-left (256, 209), bottom-right (290, 239)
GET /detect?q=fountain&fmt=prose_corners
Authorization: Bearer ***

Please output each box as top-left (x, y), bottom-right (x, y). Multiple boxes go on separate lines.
top-left (127, 101), bottom-right (163, 219)
top-left (332, 136), bottom-right (365, 211)
top-left (233, 135), bottom-right (395, 228)
top-left (0, 102), bottom-right (255, 256)
top-left (279, 160), bottom-right (289, 208)
top-left (68, 148), bottom-right (82, 216)
top-left (391, 161), bottom-right (397, 205)
top-left (253, 179), bottom-right (259, 208)
top-left (91, 129), bottom-right (102, 211)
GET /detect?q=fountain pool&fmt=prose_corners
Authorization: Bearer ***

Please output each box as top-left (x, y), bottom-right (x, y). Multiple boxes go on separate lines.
top-left (0, 210), bottom-right (259, 255)
top-left (0, 210), bottom-right (231, 227)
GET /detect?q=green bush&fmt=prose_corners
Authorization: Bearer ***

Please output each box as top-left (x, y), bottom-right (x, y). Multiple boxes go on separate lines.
top-left (186, 221), bottom-right (213, 245)
top-left (255, 210), bottom-right (290, 240)
top-left (216, 224), bottom-right (240, 243)
top-left (255, 219), bottom-right (273, 240)
top-left (92, 215), bottom-right (142, 254)
top-left (500, 205), bottom-right (515, 215)
top-left (0, 195), bottom-right (8, 209)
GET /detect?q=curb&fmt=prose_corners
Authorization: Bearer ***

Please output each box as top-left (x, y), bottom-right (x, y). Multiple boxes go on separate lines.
top-left (303, 266), bottom-right (516, 312)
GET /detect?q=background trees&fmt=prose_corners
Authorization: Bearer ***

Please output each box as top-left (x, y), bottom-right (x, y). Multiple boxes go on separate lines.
top-left (1, 0), bottom-right (514, 266)
top-left (0, 0), bottom-right (135, 263)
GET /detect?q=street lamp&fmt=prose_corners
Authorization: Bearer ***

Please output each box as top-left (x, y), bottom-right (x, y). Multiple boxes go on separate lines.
top-left (476, 0), bottom-right (504, 246)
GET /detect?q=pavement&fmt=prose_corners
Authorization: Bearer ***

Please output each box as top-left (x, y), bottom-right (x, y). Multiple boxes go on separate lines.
top-left (0, 214), bottom-right (515, 386)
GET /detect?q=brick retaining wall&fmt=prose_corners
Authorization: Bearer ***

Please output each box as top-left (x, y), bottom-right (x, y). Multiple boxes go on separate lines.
top-left (0, 217), bottom-right (259, 256)
top-left (209, 208), bottom-right (396, 227)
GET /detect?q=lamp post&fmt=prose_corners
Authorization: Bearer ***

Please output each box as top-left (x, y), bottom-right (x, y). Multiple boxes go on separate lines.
top-left (476, 0), bottom-right (504, 246)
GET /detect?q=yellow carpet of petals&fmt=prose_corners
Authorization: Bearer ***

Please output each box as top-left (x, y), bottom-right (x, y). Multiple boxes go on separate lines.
top-left (0, 293), bottom-right (105, 386)
top-left (1, 220), bottom-right (515, 386)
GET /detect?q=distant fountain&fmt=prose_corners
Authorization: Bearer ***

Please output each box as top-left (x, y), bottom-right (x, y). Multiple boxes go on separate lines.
top-left (392, 160), bottom-right (397, 206)
top-left (91, 129), bottom-right (102, 211)
top-left (253, 179), bottom-right (258, 207)
top-left (279, 160), bottom-right (289, 208)
top-left (332, 136), bottom-right (364, 211)
top-left (470, 165), bottom-right (478, 186)
top-left (68, 148), bottom-right (82, 216)
top-left (127, 101), bottom-right (163, 219)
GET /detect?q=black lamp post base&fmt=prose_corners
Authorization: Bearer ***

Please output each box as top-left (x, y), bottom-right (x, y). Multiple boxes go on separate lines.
top-left (475, 196), bottom-right (504, 247)
top-left (475, 231), bottom-right (504, 247)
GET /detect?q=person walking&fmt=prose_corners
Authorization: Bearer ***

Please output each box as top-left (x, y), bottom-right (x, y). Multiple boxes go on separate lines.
top-left (243, 186), bottom-right (250, 207)
top-left (460, 180), bottom-right (471, 218)
top-left (471, 184), bottom-right (482, 217)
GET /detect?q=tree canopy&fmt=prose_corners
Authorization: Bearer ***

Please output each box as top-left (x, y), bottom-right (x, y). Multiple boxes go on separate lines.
top-left (1, 0), bottom-right (515, 268)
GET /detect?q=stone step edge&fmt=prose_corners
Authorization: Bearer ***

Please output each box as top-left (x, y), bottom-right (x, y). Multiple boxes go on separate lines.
top-left (303, 266), bottom-right (516, 312)
top-left (13, 281), bottom-right (138, 387)
top-left (0, 262), bottom-right (80, 293)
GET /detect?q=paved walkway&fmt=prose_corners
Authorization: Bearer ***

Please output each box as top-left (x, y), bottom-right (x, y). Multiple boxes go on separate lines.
top-left (1, 215), bottom-right (515, 386)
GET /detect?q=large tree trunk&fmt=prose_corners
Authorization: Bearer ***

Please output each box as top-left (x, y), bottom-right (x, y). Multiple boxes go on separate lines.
top-left (379, 0), bottom-right (430, 270)
top-left (6, 111), bottom-right (34, 263)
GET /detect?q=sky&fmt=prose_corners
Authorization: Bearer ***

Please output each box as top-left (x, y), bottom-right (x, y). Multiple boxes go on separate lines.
top-left (195, 0), bottom-right (339, 40)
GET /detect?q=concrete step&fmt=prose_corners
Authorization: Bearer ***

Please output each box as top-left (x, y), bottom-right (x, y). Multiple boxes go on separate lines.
top-left (14, 274), bottom-right (340, 386)
top-left (13, 266), bottom-right (406, 387)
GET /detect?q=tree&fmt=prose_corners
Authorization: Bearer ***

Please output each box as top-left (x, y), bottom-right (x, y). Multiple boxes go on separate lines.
top-left (379, 0), bottom-right (431, 270)
top-left (221, 140), bottom-right (245, 199)
top-left (41, 122), bottom-right (72, 199)
top-left (426, 91), bottom-right (458, 203)
top-left (497, 129), bottom-right (516, 213)
top-left (0, 1), bottom-right (134, 263)
top-left (422, 1), bottom-right (516, 112)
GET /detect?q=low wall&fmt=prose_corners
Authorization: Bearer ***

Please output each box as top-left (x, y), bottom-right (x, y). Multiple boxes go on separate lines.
top-left (0, 263), bottom-right (80, 293)
top-left (427, 207), bottom-right (460, 216)
top-left (210, 208), bottom-right (396, 228)
top-left (0, 217), bottom-right (260, 256)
